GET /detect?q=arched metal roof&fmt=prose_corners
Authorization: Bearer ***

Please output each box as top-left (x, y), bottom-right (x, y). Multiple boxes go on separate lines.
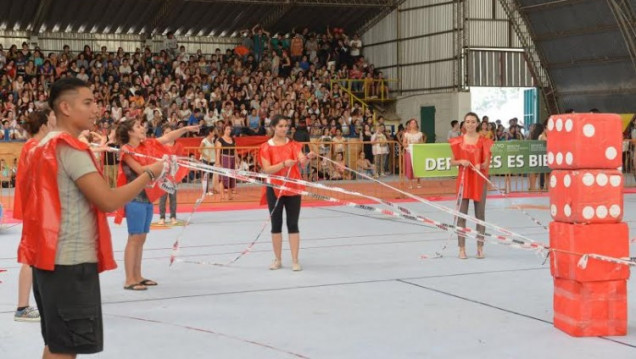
top-left (517, 0), bottom-right (636, 112)
top-left (0, 0), bottom-right (398, 37)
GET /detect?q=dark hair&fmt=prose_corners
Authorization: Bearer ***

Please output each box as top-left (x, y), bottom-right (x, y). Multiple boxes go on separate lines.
top-left (464, 112), bottom-right (479, 121)
top-left (529, 123), bottom-right (545, 140)
top-left (116, 118), bottom-right (137, 144)
top-left (48, 78), bottom-right (89, 111)
top-left (270, 114), bottom-right (289, 128)
top-left (23, 108), bottom-right (51, 135)
top-left (451, 120), bottom-right (459, 127)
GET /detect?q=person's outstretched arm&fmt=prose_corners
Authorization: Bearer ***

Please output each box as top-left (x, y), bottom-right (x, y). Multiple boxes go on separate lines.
top-left (76, 160), bottom-right (164, 213)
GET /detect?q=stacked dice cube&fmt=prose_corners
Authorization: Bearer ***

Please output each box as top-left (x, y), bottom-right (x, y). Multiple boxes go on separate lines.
top-left (547, 113), bottom-right (629, 337)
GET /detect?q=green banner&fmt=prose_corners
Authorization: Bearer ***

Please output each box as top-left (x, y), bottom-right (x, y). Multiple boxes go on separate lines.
top-left (411, 140), bottom-right (550, 177)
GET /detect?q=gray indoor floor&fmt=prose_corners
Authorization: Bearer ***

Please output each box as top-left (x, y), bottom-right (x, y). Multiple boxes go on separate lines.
top-left (1, 194), bottom-right (635, 358)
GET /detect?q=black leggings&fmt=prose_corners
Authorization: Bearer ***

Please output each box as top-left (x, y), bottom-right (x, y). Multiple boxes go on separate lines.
top-left (266, 187), bottom-right (301, 234)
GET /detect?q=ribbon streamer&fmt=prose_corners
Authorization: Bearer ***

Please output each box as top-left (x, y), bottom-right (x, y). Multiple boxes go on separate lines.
top-left (112, 149), bottom-right (636, 269)
top-left (468, 162), bottom-right (548, 230)
top-left (317, 155), bottom-right (543, 247)
top-left (210, 166), bottom-right (293, 267)
top-left (169, 171), bottom-right (209, 265)
top-left (432, 166), bottom-right (465, 259)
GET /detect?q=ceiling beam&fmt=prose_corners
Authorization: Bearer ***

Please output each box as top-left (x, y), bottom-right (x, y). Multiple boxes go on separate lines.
top-left (518, 0), bottom-right (590, 12)
top-left (185, 0), bottom-right (391, 7)
top-left (606, 0), bottom-right (636, 74)
top-left (150, 0), bottom-right (182, 36)
top-left (558, 87), bottom-right (636, 96)
top-left (533, 23), bottom-right (621, 41)
top-left (546, 55), bottom-right (632, 69)
top-left (259, 3), bottom-right (295, 30)
top-left (357, 0), bottom-right (403, 34)
top-left (30, 0), bottom-right (54, 34)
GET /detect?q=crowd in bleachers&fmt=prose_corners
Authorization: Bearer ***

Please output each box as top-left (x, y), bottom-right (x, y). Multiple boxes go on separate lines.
top-left (0, 25), bottom-right (391, 147)
top-left (447, 116), bottom-right (546, 143)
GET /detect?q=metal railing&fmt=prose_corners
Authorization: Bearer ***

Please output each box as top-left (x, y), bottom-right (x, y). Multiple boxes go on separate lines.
top-left (174, 141), bottom-right (404, 204)
top-left (330, 78), bottom-right (397, 104)
top-left (3, 139), bottom-right (636, 213)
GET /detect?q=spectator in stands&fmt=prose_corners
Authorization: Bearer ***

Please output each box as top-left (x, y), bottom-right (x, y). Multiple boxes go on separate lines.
top-left (371, 124), bottom-right (389, 176)
top-left (360, 123), bottom-right (374, 162)
top-left (200, 128), bottom-right (220, 195)
top-left (403, 119), bottom-right (424, 189)
top-left (356, 150), bottom-right (377, 178)
top-left (290, 34), bottom-right (304, 63)
top-left (252, 25), bottom-right (270, 63)
top-left (505, 125), bottom-right (523, 141)
top-left (216, 124), bottom-right (237, 200)
top-left (349, 34), bottom-right (362, 61)
top-left (332, 128), bottom-right (346, 157)
top-left (528, 123), bottom-right (546, 191)
top-left (293, 119), bottom-right (311, 180)
top-left (318, 127), bottom-right (332, 157)
top-left (2, 120), bottom-right (11, 141)
top-left (496, 124), bottom-right (506, 141)
top-left (623, 114), bottom-right (636, 174)
top-left (480, 121), bottom-right (493, 140)
top-left (280, 51), bottom-right (292, 77)
top-left (247, 107), bottom-right (262, 135)
top-left (447, 120), bottom-right (461, 141)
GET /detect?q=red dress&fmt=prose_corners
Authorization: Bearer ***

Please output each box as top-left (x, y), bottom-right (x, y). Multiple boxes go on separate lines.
top-left (258, 139), bottom-right (304, 204)
top-left (450, 135), bottom-right (493, 202)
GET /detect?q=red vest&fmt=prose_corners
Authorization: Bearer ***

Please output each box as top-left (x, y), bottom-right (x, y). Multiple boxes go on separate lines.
top-left (17, 133), bottom-right (116, 272)
top-left (13, 138), bottom-right (38, 220)
top-left (258, 139), bottom-right (304, 205)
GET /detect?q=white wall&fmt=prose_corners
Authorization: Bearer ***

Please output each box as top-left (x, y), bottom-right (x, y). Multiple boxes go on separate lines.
top-left (361, 0), bottom-right (534, 92)
top-left (396, 91), bottom-right (471, 143)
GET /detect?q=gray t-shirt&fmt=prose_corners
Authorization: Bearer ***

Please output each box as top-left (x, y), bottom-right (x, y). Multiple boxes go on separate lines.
top-left (40, 132), bottom-right (99, 265)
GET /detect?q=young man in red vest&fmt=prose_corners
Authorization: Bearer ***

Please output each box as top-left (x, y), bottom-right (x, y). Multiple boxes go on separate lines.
top-left (18, 78), bottom-right (165, 358)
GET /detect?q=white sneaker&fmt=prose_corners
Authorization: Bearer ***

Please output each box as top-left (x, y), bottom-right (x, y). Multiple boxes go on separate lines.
top-left (14, 306), bottom-right (40, 322)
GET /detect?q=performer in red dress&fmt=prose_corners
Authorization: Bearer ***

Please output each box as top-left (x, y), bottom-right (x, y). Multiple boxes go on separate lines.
top-left (450, 112), bottom-right (493, 259)
top-left (259, 115), bottom-right (316, 271)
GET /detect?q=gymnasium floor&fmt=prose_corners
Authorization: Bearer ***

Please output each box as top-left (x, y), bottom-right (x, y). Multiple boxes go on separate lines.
top-left (1, 193), bottom-right (635, 358)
